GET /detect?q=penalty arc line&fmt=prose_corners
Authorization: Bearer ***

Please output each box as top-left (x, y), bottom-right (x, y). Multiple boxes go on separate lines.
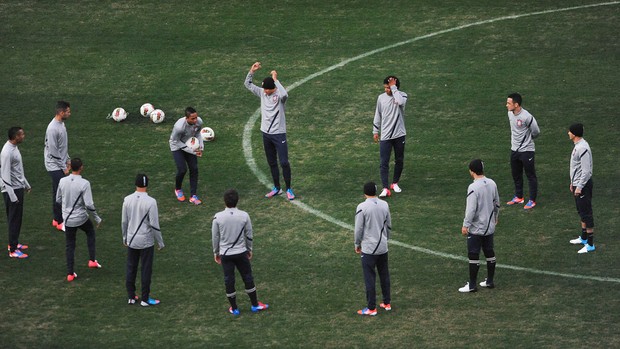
top-left (242, 2), bottom-right (620, 284)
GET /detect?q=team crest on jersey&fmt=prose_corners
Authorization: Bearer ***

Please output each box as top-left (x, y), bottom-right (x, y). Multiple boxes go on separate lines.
top-left (517, 119), bottom-right (523, 127)
top-left (272, 95), bottom-right (279, 103)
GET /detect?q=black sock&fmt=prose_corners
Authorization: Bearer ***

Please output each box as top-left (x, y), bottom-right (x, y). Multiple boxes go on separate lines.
top-left (247, 289), bottom-right (258, 306)
top-left (587, 233), bottom-right (594, 246)
top-left (487, 257), bottom-right (496, 284)
top-left (469, 262), bottom-right (480, 288)
top-left (581, 228), bottom-right (587, 240)
top-left (227, 295), bottom-right (238, 310)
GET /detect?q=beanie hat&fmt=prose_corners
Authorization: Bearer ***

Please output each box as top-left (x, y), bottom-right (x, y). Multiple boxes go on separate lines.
top-left (469, 159), bottom-right (484, 175)
top-left (262, 77), bottom-right (276, 89)
top-left (364, 182), bottom-right (377, 196)
top-left (569, 123), bottom-right (584, 137)
top-left (135, 173), bottom-right (149, 188)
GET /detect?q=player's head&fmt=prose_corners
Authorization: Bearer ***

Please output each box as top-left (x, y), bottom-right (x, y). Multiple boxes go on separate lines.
top-left (364, 181), bottom-right (377, 197)
top-left (56, 100), bottom-right (71, 119)
top-left (569, 123), bottom-right (584, 138)
top-left (70, 157), bottom-right (83, 172)
top-left (262, 77), bottom-right (276, 95)
top-left (383, 75), bottom-right (400, 89)
top-left (469, 159), bottom-right (484, 176)
top-left (224, 189), bottom-right (239, 208)
top-left (506, 93), bottom-right (522, 112)
top-left (135, 173), bottom-right (149, 188)
top-left (8, 127), bottom-right (24, 142)
top-left (185, 107), bottom-right (198, 124)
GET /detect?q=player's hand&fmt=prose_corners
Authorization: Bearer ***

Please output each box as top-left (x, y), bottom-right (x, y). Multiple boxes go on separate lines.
top-left (247, 251), bottom-right (253, 260)
top-left (574, 187), bottom-right (582, 197)
top-left (158, 245), bottom-right (164, 251)
top-left (355, 246), bottom-right (361, 254)
top-left (569, 184), bottom-right (573, 193)
top-left (214, 254), bottom-right (221, 264)
top-left (373, 134), bottom-right (379, 143)
top-left (195, 150), bottom-right (203, 157)
top-left (96, 219), bottom-right (103, 229)
top-left (250, 62), bottom-right (261, 73)
top-left (388, 77), bottom-right (397, 87)
top-left (461, 226), bottom-right (469, 236)
top-left (271, 70), bottom-right (278, 81)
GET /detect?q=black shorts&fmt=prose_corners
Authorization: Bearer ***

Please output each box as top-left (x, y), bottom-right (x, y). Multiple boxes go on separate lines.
top-left (467, 234), bottom-right (494, 255)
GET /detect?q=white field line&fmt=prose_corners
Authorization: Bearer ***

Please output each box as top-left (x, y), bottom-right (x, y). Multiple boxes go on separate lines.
top-left (242, 2), bottom-right (620, 283)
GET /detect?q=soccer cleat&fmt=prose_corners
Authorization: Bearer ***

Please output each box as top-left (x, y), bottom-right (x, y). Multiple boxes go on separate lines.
top-left (379, 303), bottom-right (391, 311)
top-left (67, 272), bottom-right (77, 282)
top-left (569, 237), bottom-right (588, 245)
top-left (506, 196), bottom-right (524, 205)
top-left (251, 301), bottom-right (269, 313)
top-left (379, 188), bottom-right (391, 198)
top-left (88, 260), bottom-right (102, 268)
top-left (578, 244), bottom-right (595, 254)
top-left (175, 189), bottom-right (186, 202)
top-left (189, 195), bottom-right (202, 205)
top-left (128, 296), bottom-right (138, 305)
top-left (141, 298), bottom-right (160, 307)
top-left (286, 188), bottom-right (296, 200)
top-left (8, 250), bottom-right (28, 259)
top-left (357, 308), bottom-right (377, 316)
top-left (265, 187), bottom-right (282, 198)
top-left (229, 307), bottom-right (240, 316)
top-left (458, 282), bottom-right (477, 293)
top-left (524, 200), bottom-right (536, 209)
top-left (390, 183), bottom-right (402, 193)
top-left (7, 244), bottom-right (28, 251)
top-left (479, 278), bottom-right (495, 289)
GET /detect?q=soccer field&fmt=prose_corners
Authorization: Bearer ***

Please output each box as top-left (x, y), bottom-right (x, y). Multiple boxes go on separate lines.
top-left (1, 1), bottom-right (619, 348)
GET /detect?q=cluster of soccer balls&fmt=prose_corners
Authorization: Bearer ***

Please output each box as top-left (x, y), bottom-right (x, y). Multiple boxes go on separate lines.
top-left (108, 103), bottom-right (215, 143)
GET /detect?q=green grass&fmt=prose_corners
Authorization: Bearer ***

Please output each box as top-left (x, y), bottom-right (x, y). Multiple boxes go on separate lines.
top-left (1, 1), bottom-right (619, 348)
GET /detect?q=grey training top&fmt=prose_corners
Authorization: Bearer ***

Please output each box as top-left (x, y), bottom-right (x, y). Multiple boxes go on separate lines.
top-left (373, 85), bottom-right (408, 141)
top-left (508, 108), bottom-right (540, 152)
top-left (463, 177), bottom-right (500, 236)
top-left (56, 174), bottom-right (101, 227)
top-left (44, 118), bottom-right (70, 171)
top-left (570, 138), bottom-right (593, 189)
top-left (169, 117), bottom-right (204, 153)
top-left (244, 72), bottom-right (288, 135)
top-left (1, 141), bottom-right (31, 202)
top-left (212, 207), bottom-right (253, 256)
top-left (122, 191), bottom-right (164, 250)
top-left (354, 197), bottom-right (391, 255)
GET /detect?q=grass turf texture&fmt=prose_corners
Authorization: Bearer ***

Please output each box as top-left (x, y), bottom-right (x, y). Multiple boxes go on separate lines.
top-left (1, 0), bottom-right (619, 348)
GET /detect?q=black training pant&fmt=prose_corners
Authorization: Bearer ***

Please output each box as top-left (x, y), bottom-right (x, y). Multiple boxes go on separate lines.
top-left (3, 189), bottom-right (24, 252)
top-left (379, 136), bottom-right (405, 189)
top-left (126, 245), bottom-right (155, 301)
top-left (262, 132), bottom-right (291, 190)
top-left (172, 150), bottom-right (199, 196)
top-left (361, 252), bottom-right (391, 310)
top-left (510, 150), bottom-right (537, 201)
top-left (65, 220), bottom-right (96, 275)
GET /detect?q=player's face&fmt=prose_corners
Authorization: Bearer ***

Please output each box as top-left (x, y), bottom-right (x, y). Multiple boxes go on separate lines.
top-left (506, 98), bottom-right (517, 112)
top-left (264, 87), bottom-right (276, 96)
top-left (384, 84), bottom-right (392, 96)
top-left (568, 130), bottom-right (575, 140)
top-left (186, 113), bottom-right (198, 125)
top-left (60, 107), bottom-right (71, 120)
top-left (14, 129), bottom-right (25, 144)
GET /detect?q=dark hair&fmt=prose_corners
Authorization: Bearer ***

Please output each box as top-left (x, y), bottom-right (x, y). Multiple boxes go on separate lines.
top-left (135, 173), bottom-right (149, 188)
top-left (262, 77), bottom-right (276, 89)
top-left (70, 157), bottom-right (83, 172)
top-left (364, 181), bottom-right (377, 196)
top-left (383, 75), bottom-right (400, 89)
top-left (469, 159), bottom-right (484, 175)
top-left (569, 123), bottom-right (584, 137)
top-left (185, 107), bottom-right (197, 117)
top-left (224, 189), bottom-right (239, 208)
top-left (56, 101), bottom-right (70, 114)
top-left (8, 127), bottom-right (23, 141)
top-left (508, 93), bottom-right (522, 106)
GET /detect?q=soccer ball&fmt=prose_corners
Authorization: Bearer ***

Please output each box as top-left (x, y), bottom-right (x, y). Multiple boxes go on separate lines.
top-left (185, 137), bottom-right (201, 151)
top-left (111, 107), bottom-right (127, 122)
top-left (151, 109), bottom-right (165, 123)
top-left (200, 127), bottom-right (215, 141)
top-left (140, 103), bottom-right (154, 117)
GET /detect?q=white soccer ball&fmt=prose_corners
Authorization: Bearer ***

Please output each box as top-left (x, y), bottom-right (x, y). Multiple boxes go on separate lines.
top-left (200, 127), bottom-right (215, 142)
top-left (185, 137), bottom-right (201, 151)
top-left (150, 109), bottom-right (165, 123)
top-left (140, 103), bottom-right (154, 117)
top-left (111, 107), bottom-right (127, 122)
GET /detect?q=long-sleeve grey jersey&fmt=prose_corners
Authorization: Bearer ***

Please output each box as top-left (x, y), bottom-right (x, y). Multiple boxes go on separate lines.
top-left (122, 191), bottom-right (164, 249)
top-left (508, 108), bottom-right (539, 152)
top-left (169, 117), bottom-right (204, 153)
top-left (570, 138), bottom-right (593, 189)
top-left (56, 174), bottom-right (101, 227)
top-left (212, 207), bottom-right (253, 256)
top-left (1, 141), bottom-right (31, 202)
top-left (44, 118), bottom-right (70, 171)
top-left (244, 72), bottom-right (288, 135)
top-left (463, 177), bottom-right (500, 236)
top-left (354, 197), bottom-right (391, 255)
top-left (373, 86), bottom-right (408, 141)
